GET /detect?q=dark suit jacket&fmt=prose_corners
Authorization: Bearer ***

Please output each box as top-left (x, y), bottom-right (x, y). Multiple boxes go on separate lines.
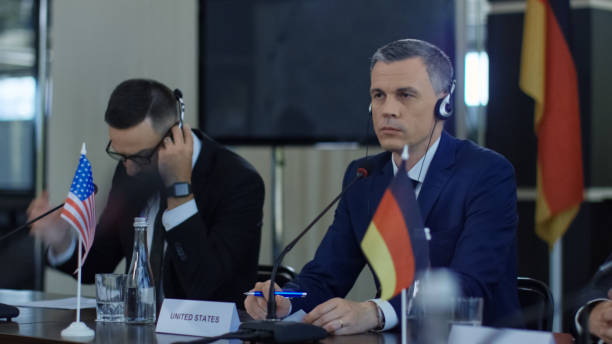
top-left (56, 130), bottom-right (265, 306)
top-left (573, 253), bottom-right (612, 339)
top-left (286, 131), bottom-right (520, 327)
top-left (578, 254), bottom-right (612, 303)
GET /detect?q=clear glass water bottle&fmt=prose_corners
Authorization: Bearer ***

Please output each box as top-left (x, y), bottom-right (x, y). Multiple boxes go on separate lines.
top-left (125, 217), bottom-right (156, 324)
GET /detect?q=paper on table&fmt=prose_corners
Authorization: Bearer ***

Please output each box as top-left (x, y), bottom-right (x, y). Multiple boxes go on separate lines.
top-left (7, 297), bottom-right (96, 310)
top-left (283, 309), bottom-right (306, 322)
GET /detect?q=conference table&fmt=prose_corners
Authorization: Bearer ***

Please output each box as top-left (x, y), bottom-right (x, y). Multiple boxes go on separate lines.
top-left (0, 289), bottom-right (574, 344)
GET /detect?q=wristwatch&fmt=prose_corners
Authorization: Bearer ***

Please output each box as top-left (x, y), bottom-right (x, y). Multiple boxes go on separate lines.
top-left (166, 182), bottom-right (192, 198)
top-left (369, 301), bottom-right (386, 331)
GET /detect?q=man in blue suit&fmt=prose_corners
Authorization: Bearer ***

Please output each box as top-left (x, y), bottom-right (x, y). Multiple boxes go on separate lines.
top-left (245, 38), bottom-right (520, 334)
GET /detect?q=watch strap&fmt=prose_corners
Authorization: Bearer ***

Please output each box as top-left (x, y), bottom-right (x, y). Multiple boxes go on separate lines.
top-left (166, 182), bottom-right (192, 198)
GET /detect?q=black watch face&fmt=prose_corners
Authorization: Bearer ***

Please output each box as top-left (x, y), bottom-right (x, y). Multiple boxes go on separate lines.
top-left (174, 183), bottom-right (190, 196)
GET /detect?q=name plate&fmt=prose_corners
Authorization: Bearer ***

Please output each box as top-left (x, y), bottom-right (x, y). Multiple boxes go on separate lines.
top-left (155, 298), bottom-right (239, 337)
top-left (448, 325), bottom-right (555, 344)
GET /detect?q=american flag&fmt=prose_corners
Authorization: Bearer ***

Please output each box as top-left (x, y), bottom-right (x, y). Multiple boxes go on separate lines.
top-left (60, 144), bottom-right (96, 267)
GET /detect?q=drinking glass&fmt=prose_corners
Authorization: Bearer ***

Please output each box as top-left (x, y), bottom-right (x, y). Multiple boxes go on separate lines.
top-left (95, 273), bottom-right (126, 322)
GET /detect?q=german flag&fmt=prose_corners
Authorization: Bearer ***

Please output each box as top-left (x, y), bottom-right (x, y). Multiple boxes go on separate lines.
top-left (519, 0), bottom-right (584, 248)
top-left (360, 159), bottom-right (429, 300)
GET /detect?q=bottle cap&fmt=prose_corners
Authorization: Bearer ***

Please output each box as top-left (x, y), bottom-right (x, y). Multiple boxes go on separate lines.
top-left (133, 217), bottom-right (147, 228)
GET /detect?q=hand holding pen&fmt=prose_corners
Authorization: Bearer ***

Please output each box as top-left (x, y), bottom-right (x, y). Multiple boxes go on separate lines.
top-left (244, 280), bottom-right (293, 319)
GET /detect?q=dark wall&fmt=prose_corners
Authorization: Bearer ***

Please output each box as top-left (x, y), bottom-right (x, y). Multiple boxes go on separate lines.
top-left (590, 10), bottom-right (612, 186)
top-left (487, 6), bottom-right (612, 330)
top-left (0, 207), bottom-right (37, 290)
top-left (200, 0), bottom-right (455, 144)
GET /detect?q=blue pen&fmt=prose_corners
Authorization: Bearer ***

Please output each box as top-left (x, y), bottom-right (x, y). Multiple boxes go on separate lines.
top-left (243, 291), bottom-right (307, 298)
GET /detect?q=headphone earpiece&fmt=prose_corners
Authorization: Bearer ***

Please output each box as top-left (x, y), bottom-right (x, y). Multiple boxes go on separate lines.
top-left (435, 79), bottom-right (456, 120)
top-left (368, 103), bottom-right (372, 116)
top-left (436, 94), bottom-right (452, 119)
top-left (174, 88), bottom-right (185, 128)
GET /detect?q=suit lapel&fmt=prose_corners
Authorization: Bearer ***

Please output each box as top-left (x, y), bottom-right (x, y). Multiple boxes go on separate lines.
top-left (190, 129), bottom-right (216, 188)
top-left (418, 131), bottom-right (457, 223)
top-left (360, 134), bottom-right (458, 233)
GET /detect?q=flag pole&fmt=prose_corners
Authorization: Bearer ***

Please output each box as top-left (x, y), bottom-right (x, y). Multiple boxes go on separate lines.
top-left (76, 236), bottom-right (82, 323)
top-left (401, 288), bottom-right (407, 344)
top-left (60, 235), bottom-right (94, 339)
top-left (60, 142), bottom-right (95, 340)
top-left (550, 238), bottom-right (563, 332)
top-left (401, 145), bottom-right (409, 344)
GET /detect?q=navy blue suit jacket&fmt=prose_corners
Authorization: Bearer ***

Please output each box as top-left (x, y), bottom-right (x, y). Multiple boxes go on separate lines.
top-left (573, 253), bottom-right (612, 338)
top-left (286, 131), bottom-right (521, 327)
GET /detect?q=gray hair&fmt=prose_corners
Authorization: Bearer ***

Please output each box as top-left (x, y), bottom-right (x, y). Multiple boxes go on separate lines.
top-left (370, 39), bottom-right (454, 95)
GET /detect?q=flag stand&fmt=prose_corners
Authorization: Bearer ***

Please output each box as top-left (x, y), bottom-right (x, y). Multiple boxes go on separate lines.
top-left (61, 236), bottom-right (94, 339)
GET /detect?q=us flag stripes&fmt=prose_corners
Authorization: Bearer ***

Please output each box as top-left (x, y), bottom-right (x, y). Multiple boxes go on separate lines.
top-left (60, 143), bottom-right (96, 268)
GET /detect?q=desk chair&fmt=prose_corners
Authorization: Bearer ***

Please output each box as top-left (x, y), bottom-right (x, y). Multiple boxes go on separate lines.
top-left (257, 265), bottom-right (297, 287)
top-left (517, 276), bottom-right (554, 331)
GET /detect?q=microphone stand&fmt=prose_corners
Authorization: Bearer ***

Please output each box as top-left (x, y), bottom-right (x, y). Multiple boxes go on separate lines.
top-left (237, 166), bottom-right (371, 343)
top-left (0, 184), bottom-right (98, 243)
top-left (0, 185), bottom-right (98, 321)
top-left (0, 203), bottom-right (63, 242)
top-left (0, 204), bottom-right (63, 321)
top-left (266, 168), bottom-right (369, 319)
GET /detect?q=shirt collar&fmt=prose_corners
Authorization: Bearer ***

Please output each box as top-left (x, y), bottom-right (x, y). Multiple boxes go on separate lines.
top-left (391, 136), bottom-right (441, 182)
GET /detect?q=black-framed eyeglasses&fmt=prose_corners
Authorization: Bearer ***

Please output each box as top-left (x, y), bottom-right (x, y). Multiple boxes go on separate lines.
top-left (105, 121), bottom-right (179, 165)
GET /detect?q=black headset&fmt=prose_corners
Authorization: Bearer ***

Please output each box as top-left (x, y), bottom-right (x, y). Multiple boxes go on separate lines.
top-left (173, 89), bottom-right (185, 128)
top-left (434, 79), bottom-right (456, 120)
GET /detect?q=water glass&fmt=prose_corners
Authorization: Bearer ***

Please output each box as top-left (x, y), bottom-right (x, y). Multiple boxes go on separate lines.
top-left (451, 297), bottom-right (483, 326)
top-left (95, 273), bottom-right (126, 322)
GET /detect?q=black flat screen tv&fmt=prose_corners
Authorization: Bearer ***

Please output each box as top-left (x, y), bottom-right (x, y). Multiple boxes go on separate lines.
top-left (200, 0), bottom-right (455, 145)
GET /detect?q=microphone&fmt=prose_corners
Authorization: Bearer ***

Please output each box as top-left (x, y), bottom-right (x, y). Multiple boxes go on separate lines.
top-left (0, 204), bottom-right (63, 243)
top-left (0, 206), bottom-right (59, 320)
top-left (236, 160), bottom-right (374, 343)
top-left (178, 161), bottom-right (374, 344)
top-left (0, 184), bottom-right (99, 321)
top-left (0, 184), bottom-right (99, 243)
top-left (0, 303), bottom-right (18, 321)
top-left (265, 160), bottom-right (372, 319)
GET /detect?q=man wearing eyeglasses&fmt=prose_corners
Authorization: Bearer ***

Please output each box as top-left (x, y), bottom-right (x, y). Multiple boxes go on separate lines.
top-left (27, 79), bottom-right (265, 307)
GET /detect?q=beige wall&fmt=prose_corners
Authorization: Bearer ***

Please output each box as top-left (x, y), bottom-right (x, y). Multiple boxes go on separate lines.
top-left (46, 0), bottom-right (199, 296)
top-left (47, 0), bottom-right (380, 302)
